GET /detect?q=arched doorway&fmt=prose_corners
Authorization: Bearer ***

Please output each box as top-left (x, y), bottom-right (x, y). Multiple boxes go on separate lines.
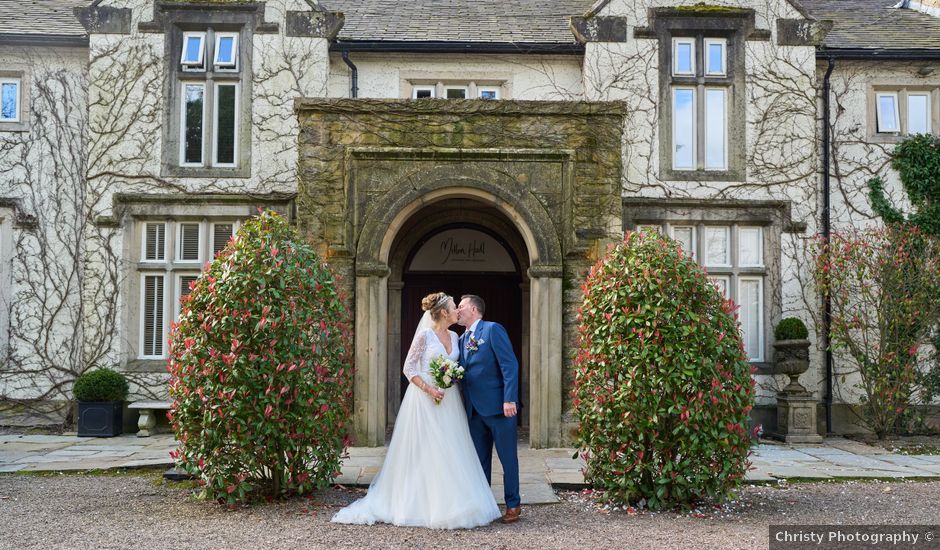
top-left (385, 201), bottom-right (531, 436)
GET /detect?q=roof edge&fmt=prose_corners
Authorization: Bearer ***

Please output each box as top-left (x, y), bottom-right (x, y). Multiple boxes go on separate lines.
top-left (0, 33), bottom-right (89, 47)
top-left (329, 40), bottom-right (584, 55)
top-left (817, 47), bottom-right (940, 60)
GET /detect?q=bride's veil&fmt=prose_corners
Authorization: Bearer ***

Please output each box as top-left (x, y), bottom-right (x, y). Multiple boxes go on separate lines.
top-left (412, 310), bottom-right (434, 348)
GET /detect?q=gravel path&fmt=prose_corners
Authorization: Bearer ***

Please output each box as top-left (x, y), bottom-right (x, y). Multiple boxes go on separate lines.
top-left (1, 472), bottom-right (938, 550)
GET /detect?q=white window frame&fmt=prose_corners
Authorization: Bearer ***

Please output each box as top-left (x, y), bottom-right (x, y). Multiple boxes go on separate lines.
top-left (738, 276), bottom-right (765, 362)
top-left (708, 275), bottom-right (731, 299)
top-left (180, 32), bottom-right (207, 69)
top-left (139, 273), bottom-right (168, 359)
top-left (176, 222), bottom-right (203, 264)
top-left (672, 37), bottom-right (695, 76)
top-left (478, 87), bottom-right (500, 100)
top-left (0, 78), bottom-right (21, 123)
top-left (737, 226), bottom-right (764, 268)
top-left (140, 222), bottom-right (168, 263)
top-left (211, 82), bottom-right (239, 168)
top-left (876, 92), bottom-right (901, 133)
top-left (704, 38), bottom-right (727, 76)
top-left (907, 92), bottom-right (932, 134)
top-left (412, 86), bottom-right (436, 99)
top-left (704, 225), bottom-right (732, 268)
top-left (210, 220), bottom-right (238, 257)
top-left (444, 86), bottom-right (469, 99)
top-left (669, 224), bottom-right (697, 258)
top-left (213, 32), bottom-right (239, 70)
top-left (672, 86), bottom-right (697, 170)
top-left (179, 82), bottom-right (206, 167)
top-left (704, 88), bottom-right (728, 170)
top-left (175, 272), bottom-right (201, 318)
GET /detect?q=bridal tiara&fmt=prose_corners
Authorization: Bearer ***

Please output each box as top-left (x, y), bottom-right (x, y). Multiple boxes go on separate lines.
top-left (435, 294), bottom-right (451, 308)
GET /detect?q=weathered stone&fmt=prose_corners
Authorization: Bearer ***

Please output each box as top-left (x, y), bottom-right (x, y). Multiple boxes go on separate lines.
top-left (296, 98), bottom-right (625, 448)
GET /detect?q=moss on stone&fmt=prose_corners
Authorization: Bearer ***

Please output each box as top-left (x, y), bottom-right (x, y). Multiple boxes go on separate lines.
top-left (670, 3), bottom-right (750, 15)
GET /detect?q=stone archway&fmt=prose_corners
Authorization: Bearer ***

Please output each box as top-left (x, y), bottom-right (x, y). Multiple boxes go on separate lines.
top-left (354, 178), bottom-right (564, 448)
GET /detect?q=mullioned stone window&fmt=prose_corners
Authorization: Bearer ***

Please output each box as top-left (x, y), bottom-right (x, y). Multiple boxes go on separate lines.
top-left (649, 7), bottom-right (752, 182)
top-left (147, 5), bottom-right (261, 178)
top-left (134, 218), bottom-right (239, 359)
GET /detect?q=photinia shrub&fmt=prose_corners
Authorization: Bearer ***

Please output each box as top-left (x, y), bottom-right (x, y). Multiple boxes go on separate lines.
top-left (168, 210), bottom-right (353, 504)
top-left (813, 224), bottom-right (940, 437)
top-left (574, 229), bottom-right (754, 511)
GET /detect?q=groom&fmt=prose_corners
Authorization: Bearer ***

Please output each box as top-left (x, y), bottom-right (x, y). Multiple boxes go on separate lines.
top-left (456, 294), bottom-right (521, 524)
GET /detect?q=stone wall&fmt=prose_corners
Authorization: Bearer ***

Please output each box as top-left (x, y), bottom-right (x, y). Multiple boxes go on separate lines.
top-left (0, 45), bottom-right (88, 416)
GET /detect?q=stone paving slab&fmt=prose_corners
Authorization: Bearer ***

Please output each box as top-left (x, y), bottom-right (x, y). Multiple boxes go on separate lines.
top-left (3, 434), bottom-right (940, 494)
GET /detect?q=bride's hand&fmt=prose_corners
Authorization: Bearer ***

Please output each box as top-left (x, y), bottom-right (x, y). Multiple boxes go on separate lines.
top-left (427, 387), bottom-right (445, 402)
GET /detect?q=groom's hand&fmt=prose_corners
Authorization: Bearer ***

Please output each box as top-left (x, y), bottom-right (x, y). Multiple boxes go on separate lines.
top-left (503, 402), bottom-right (517, 417)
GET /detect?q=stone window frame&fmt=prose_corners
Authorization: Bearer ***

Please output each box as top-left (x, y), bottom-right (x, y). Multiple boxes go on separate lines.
top-left (652, 10), bottom-right (749, 182)
top-left (868, 84), bottom-right (940, 143)
top-left (400, 70), bottom-right (512, 100)
top-left (624, 199), bottom-right (791, 371)
top-left (0, 69), bottom-right (29, 132)
top-left (157, 9), bottom-right (255, 179)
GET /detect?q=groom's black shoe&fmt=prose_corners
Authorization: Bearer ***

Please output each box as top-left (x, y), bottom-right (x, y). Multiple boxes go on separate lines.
top-left (501, 507), bottom-right (521, 524)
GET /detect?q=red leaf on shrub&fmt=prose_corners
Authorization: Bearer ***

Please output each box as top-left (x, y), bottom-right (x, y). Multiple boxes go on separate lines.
top-left (264, 405), bottom-right (273, 418)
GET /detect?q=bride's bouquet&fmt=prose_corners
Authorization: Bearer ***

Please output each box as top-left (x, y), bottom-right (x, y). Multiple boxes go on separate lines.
top-left (428, 355), bottom-right (465, 403)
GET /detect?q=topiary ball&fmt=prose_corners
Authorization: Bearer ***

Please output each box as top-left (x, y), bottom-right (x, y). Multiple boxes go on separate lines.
top-left (73, 368), bottom-right (129, 402)
top-left (774, 317), bottom-right (808, 341)
top-left (168, 210), bottom-right (353, 504)
top-left (574, 229), bottom-right (754, 511)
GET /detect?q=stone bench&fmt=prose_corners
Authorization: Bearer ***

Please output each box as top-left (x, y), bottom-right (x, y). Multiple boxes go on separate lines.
top-left (129, 400), bottom-right (171, 437)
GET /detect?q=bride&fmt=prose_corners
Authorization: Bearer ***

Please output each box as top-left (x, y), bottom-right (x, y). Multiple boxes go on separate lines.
top-left (331, 292), bottom-right (502, 529)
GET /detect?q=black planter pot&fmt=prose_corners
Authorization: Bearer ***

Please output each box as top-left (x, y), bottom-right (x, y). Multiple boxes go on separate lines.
top-left (77, 401), bottom-right (123, 437)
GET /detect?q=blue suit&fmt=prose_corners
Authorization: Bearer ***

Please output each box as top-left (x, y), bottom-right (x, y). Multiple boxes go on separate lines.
top-left (460, 320), bottom-right (520, 508)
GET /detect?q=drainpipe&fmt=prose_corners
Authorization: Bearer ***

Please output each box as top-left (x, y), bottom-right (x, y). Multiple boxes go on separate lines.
top-left (822, 56), bottom-right (835, 434)
top-left (341, 49), bottom-right (358, 98)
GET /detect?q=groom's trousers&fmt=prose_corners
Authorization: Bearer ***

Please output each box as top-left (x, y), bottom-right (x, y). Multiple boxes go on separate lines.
top-left (468, 405), bottom-right (521, 508)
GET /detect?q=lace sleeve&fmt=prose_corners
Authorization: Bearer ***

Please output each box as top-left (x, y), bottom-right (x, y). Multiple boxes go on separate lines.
top-left (402, 328), bottom-right (428, 380)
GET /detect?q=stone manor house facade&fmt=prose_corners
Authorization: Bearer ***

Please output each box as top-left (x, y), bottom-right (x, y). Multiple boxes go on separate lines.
top-left (1, 0), bottom-right (939, 446)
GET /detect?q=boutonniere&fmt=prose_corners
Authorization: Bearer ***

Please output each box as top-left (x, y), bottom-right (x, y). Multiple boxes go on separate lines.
top-left (465, 334), bottom-right (485, 354)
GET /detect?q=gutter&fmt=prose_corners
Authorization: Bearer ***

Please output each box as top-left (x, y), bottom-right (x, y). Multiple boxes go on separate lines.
top-left (822, 56), bottom-right (836, 435)
top-left (816, 48), bottom-right (940, 60)
top-left (341, 50), bottom-right (359, 98)
top-left (328, 40), bottom-right (584, 55)
top-left (0, 33), bottom-right (88, 47)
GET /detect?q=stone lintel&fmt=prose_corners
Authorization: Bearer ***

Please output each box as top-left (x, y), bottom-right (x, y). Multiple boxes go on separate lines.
top-left (74, 6), bottom-right (132, 34)
top-left (295, 97), bottom-right (627, 118)
top-left (622, 197), bottom-right (808, 233)
top-left (777, 19), bottom-right (833, 47)
top-left (569, 16), bottom-right (628, 44)
top-left (286, 11), bottom-right (345, 39)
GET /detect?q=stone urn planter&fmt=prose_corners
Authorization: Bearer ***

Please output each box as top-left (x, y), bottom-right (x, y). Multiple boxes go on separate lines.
top-left (773, 339), bottom-right (811, 394)
top-left (771, 318), bottom-right (822, 443)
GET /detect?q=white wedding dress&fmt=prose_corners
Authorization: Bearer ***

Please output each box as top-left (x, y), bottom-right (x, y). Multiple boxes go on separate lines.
top-left (331, 325), bottom-right (502, 529)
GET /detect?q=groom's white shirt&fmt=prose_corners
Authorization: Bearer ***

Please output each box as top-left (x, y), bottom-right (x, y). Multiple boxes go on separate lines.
top-left (467, 319), bottom-right (481, 335)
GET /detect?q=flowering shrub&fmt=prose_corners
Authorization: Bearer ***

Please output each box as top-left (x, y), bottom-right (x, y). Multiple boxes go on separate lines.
top-left (574, 230), bottom-right (754, 511)
top-left (168, 211), bottom-right (353, 504)
top-left (814, 225), bottom-right (940, 437)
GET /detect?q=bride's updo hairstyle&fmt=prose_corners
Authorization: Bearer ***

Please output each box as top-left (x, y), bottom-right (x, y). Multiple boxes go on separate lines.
top-left (421, 291), bottom-right (452, 322)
